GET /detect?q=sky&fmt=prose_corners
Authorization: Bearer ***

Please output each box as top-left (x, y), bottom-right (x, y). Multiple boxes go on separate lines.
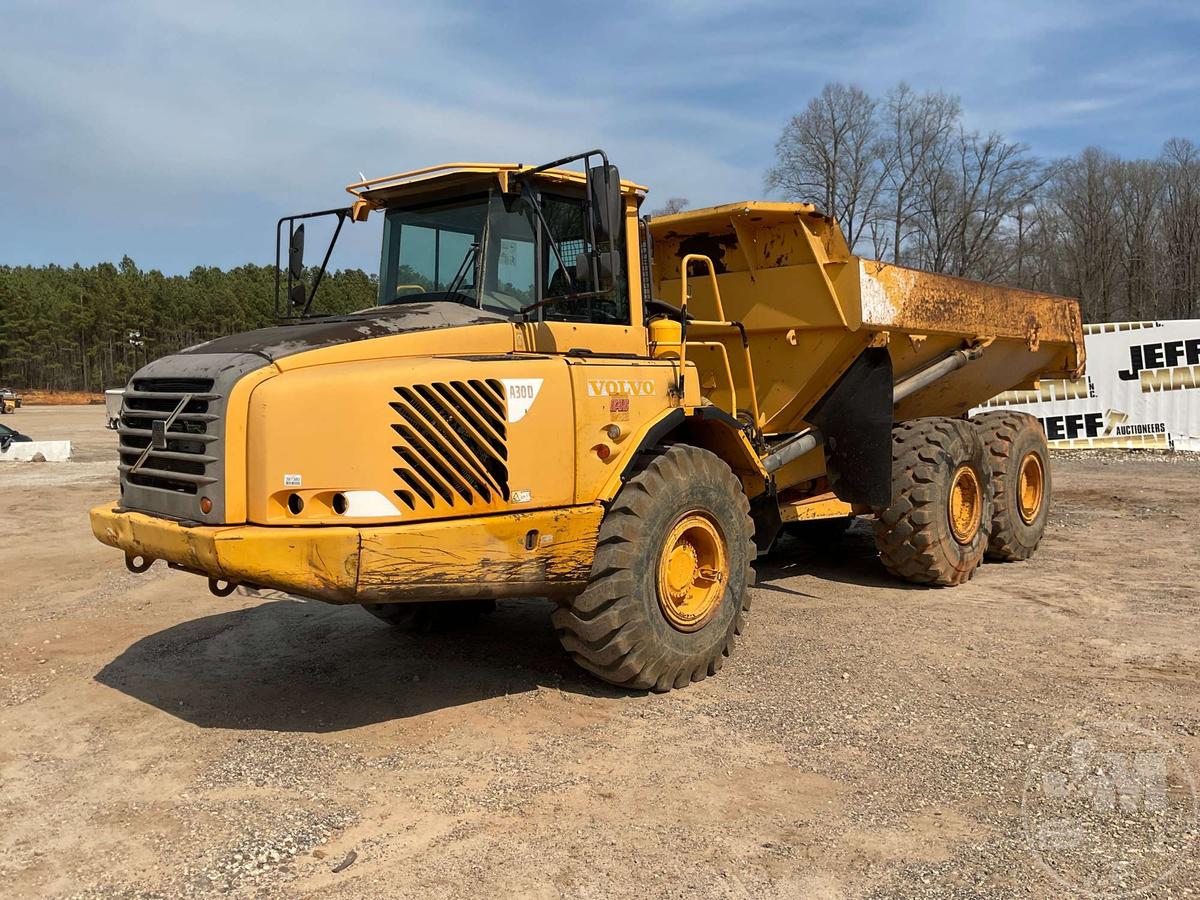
top-left (1, 0), bottom-right (1198, 273)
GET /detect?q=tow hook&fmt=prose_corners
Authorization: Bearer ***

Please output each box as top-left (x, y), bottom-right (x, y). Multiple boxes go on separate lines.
top-left (208, 578), bottom-right (238, 597)
top-left (124, 553), bottom-right (154, 574)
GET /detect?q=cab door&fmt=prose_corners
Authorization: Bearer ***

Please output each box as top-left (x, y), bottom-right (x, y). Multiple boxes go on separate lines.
top-left (517, 193), bottom-right (648, 358)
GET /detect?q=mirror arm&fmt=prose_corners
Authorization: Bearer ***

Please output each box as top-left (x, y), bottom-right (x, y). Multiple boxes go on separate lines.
top-left (301, 210), bottom-right (347, 317)
top-left (274, 216), bottom-right (291, 319)
top-left (523, 148), bottom-right (610, 177)
top-left (274, 206), bottom-right (353, 318)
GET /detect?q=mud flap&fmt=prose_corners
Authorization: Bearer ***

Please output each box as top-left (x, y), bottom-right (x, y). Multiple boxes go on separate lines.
top-left (806, 347), bottom-right (893, 508)
top-left (750, 485), bottom-right (782, 557)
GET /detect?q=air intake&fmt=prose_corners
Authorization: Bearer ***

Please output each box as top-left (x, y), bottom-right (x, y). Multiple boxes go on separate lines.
top-left (390, 380), bottom-right (510, 512)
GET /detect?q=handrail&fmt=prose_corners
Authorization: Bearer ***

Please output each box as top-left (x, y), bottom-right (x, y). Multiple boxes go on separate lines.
top-left (651, 337), bottom-right (738, 416)
top-left (674, 254), bottom-right (762, 430)
top-left (679, 253), bottom-right (726, 320)
top-left (686, 341), bottom-right (737, 416)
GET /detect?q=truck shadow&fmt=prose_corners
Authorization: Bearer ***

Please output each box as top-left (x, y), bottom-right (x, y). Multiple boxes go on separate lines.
top-left (755, 521), bottom-right (926, 592)
top-left (94, 598), bottom-right (628, 733)
top-left (95, 526), bottom-right (914, 733)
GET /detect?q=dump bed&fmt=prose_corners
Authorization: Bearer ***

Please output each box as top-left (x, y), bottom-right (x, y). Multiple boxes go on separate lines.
top-left (647, 202), bottom-right (1084, 435)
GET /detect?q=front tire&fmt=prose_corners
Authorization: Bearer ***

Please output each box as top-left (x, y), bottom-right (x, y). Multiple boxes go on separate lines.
top-left (873, 417), bottom-right (992, 586)
top-left (973, 410), bottom-right (1051, 561)
top-left (552, 444), bottom-right (755, 692)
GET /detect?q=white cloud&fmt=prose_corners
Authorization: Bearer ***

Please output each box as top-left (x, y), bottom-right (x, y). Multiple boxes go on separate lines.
top-left (0, 0), bottom-right (1195, 268)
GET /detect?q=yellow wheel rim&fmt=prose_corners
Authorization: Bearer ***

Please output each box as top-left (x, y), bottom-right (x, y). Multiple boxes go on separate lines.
top-left (948, 465), bottom-right (982, 544)
top-left (656, 512), bottom-right (728, 632)
top-left (1017, 451), bottom-right (1045, 524)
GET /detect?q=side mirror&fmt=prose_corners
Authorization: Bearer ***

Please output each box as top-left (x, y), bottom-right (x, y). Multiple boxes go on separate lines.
top-left (288, 224), bottom-right (305, 280)
top-left (589, 165), bottom-right (622, 244)
top-left (575, 253), bottom-right (587, 284)
top-left (289, 282), bottom-right (306, 308)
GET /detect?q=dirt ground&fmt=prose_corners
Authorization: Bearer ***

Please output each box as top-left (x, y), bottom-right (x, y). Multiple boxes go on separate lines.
top-left (1, 405), bottom-right (1197, 898)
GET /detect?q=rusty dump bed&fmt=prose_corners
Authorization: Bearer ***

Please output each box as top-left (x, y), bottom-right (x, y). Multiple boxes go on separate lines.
top-left (648, 202), bottom-right (1084, 435)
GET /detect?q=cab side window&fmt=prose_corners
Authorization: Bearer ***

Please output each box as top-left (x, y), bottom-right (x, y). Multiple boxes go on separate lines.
top-left (539, 194), bottom-right (629, 325)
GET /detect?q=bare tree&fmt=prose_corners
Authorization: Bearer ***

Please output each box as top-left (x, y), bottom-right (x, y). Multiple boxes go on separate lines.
top-left (908, 128), bottom-right (1044, 280)
top-left (649, 197), bottom-right (690, 217)
top-left (1161, 138), bottom-right (1200, 318)
top-left (879, 83), bottom-right (960, 265)
top-left (764, 81), bottom-right (1197, 322)
top-left (1114, 159), bottom-right (1164, 319)
top-left (1041, 148), bottom-right (1124, 322)
top-left (765, 83), bottom-right (885, 251)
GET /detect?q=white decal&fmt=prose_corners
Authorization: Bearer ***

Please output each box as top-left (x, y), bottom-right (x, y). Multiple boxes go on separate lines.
top-left (284, 474), bottom-right (302, 487)
top-left (511, 489), bottom-right (532, 504)
top-left (500, 378), bottom-right (543, 423)
top-left (586, 379), bottom-right (656, 398)
top-left (341, 490), bottom-right (402, 517)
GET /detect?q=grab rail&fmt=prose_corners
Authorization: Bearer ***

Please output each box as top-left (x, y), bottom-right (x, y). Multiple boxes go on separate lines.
top-left (675, 254), bottom-right (761, 431)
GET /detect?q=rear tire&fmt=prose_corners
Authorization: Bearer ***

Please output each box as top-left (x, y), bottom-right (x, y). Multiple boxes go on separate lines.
top-left (873, 417), bottom-right (992, 586)
top-left (973, 410), bottom-right (1051, 561)
top-left (364, 599), bottom-right (495, 632)
top-left (552, 444), bottom-right (755, 692)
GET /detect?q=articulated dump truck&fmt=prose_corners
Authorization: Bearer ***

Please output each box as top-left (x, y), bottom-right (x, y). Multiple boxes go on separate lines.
top-left (91, 150), bottom-right (1084, 692)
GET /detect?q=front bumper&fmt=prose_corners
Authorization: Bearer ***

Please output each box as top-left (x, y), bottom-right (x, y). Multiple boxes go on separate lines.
top-left (90, 504), bottom-right (359, 602)
top-left (89, 503), bottom-right (602, 604)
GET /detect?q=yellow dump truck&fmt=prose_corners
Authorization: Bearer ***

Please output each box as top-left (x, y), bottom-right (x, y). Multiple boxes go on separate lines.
top-left (91, 150), bottom-right (1083, 691)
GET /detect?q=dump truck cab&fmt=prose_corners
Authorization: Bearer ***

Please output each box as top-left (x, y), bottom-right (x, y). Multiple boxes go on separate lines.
top-left (92, 149), bottom-right (1084, 692)
top-left (96, 152), bottom-right (722, 597)
top-left (367, 161), bottom-right (648, 351)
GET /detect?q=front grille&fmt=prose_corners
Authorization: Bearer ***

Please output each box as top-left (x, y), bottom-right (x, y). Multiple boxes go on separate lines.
top-left (118, 377), bottom-right (220, 495)
top-left (390, 380), bottom-right (509, 512)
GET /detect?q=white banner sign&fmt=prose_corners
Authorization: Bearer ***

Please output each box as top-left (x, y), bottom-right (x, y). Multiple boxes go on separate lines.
top-left (973, 319), bottom-right (1200, 451)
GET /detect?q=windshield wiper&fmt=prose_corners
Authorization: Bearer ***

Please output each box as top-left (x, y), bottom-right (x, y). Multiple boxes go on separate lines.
top-left (445, 241), bottom-right (479, 300)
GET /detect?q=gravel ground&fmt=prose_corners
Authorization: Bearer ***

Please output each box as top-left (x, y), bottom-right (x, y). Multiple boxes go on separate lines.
top-left (1, 406), bottom-right (1198, 898)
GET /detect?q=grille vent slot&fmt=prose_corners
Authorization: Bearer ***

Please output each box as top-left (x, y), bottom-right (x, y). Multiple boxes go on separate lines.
top-left (117, 377), bottom-right (220, 495)
top-left (390, 380), bottom-right (509, 511)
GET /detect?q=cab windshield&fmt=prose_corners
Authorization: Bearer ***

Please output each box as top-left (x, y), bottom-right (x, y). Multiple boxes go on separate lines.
top-left (377, 188), bottom-right (627, 323)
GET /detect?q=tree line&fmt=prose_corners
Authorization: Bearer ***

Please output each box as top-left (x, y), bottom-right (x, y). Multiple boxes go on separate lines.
top-left (764, 82), bottom-right (1200, 324)
top-left (0, 258), bottom-right (375, 392)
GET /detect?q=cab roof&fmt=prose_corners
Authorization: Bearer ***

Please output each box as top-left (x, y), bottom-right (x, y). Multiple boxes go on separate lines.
top-left (347, 162), bottom-right (648, 209)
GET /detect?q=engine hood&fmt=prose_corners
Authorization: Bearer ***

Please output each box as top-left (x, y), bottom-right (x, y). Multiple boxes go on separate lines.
top-left (181, 301), bottom-right (511, 363)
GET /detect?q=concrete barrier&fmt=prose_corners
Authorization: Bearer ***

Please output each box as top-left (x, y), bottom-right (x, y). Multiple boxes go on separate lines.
top-left (0, 441), bottom-right (73, 462)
